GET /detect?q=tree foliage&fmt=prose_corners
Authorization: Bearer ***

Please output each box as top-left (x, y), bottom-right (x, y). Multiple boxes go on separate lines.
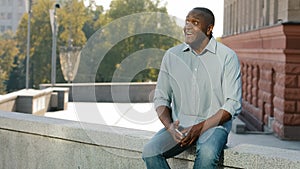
top-left (92, 0), bottom-right (183, 82)
top-left (58, 0), bottom-right (88, 46)
top-left (16, 0), bottom-right (58, 88)
top-left (5, 0), bottom-right (183, 92)
top-left (83, 5), bottom-right (104, 39)
top-left (0, 31), bottom-right (19, 94)
top-left (14, 0), bottom-right (90, 88)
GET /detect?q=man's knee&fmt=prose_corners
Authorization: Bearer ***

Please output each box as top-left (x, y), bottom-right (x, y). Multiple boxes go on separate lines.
top-left (194, 145), bottom-right (223, 168)
top-left (196, 145), bottom-right (217, 161)
top-left (142, 141), bottom-right (159, 158)
top-left (142, 142), bottom-right (151, 158)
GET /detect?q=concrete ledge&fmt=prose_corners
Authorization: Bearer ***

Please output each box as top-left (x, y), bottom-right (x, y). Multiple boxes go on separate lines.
top-left (49, 87), bottom-right (69, 111)
top-left (0, 92), bottom-right (18, 112)
top-left (0, 111), bottom-right (299, 169)
top-left (223, 144), bottom-right (300, 169)
top-left (0, 111), bottom-right (151, 169)
top-left (40, 82), bottom-right (156, 103)
top-left (15, 88), bottom-right (53, 115)
top-left (0, 88), bottom-right (69, 115)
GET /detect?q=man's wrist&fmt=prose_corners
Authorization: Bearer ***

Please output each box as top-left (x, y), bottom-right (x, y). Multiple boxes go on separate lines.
top-left (165, 122), bottom-right (173, 131)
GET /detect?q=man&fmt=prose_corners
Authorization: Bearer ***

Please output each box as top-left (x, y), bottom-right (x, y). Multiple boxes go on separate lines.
top-left (142, 7), bottom-right (242, 169)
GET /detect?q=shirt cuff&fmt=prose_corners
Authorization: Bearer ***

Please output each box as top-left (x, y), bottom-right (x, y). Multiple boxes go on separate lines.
top-left (221, 99), bottom-right (242, 118)
top-left (154, 99), bottom-right (171, 110)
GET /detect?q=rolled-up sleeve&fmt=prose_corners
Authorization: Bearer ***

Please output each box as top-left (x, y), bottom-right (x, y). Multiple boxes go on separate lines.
top-left (221, 51), bottom-right (242, 118)
top-left (154, 52), bottom-right (172, 109)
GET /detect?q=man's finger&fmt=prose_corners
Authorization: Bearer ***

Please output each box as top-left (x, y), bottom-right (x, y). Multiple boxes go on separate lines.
top-left (174, 120), bottom-right (179, 127)
top-left (180, 136), bottom-right (190, 146)
top-left (187, 138), bottom-right (195, 146)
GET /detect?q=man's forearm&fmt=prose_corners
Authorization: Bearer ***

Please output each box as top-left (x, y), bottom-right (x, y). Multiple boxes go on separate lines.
top-left (200, 109), bottom-right (232, 133)
top-left (180, 109), bottom-right (232, 147)
top-left (156, 106), bottom-right (173, 129)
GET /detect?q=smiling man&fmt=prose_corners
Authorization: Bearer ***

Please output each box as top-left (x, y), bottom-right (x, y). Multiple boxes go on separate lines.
top-left (142, 7), bottom-right (242, 169)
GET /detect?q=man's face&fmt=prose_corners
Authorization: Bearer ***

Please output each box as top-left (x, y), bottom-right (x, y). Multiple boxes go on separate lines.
top-left (183, 9), bottom-right (209, 45)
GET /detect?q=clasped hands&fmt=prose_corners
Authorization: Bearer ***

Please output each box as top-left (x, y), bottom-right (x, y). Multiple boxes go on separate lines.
top-left (168, 120), bottom-right (203, 147)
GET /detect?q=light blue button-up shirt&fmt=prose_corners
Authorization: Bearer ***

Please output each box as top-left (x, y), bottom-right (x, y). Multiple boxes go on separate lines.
top-left (154, 37), bottom-right (242, 132)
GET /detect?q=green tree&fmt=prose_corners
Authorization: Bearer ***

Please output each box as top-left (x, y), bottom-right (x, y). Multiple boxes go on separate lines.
top-left (58, 0), bottom-right (88, 46)
top-left (108, 0), bottom-right (166, 19)
top-left (57, 0), bottom-right (89, 83)
top-left (0, 31), bottom-right (19, 94)
top-left (14, 0), bottom-right (90, 88)
top-left (92, 0), bottom-right (183, 82)
top-left (16, 0), bottom-right (57, 88)
top-left (6, 58), bottom-right (26, 93)
top-left (83, 5), bottom-right (104, 39)
top-left (10, 0), bottom-right (182, 87)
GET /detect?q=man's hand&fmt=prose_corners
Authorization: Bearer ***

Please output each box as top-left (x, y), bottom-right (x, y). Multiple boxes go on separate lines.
top-left (179, 122), bottom-right (204, 147)
top-left (167, 120), bottom-right (185, 143)
top-left (179, 109), bottom-right (232, 147)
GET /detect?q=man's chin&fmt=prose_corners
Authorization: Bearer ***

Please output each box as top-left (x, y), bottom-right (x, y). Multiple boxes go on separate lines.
top-left (184, 39), bottom-right (193, 45)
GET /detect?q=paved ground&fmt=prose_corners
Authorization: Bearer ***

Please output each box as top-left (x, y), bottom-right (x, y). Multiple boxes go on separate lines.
top-left (45, 102), bottom-right (300, 151)
top-left (46, 102), bottom-right (163, 132)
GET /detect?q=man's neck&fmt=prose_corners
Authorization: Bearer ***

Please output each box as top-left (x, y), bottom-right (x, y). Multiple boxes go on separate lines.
top-left (190, 37), bottom-right (210, 55)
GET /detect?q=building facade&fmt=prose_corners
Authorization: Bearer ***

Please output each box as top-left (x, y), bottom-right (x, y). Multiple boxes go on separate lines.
top-left (0, 0), bottom-right (26, 33)
top-left (222, 0), bottom-right (300, 140)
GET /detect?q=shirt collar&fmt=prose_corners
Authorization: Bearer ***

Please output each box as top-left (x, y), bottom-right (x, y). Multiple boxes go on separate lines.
top-left (182, 37), bottom-right (217, 54)
top-left (182, 43), bottom-right (191, 52)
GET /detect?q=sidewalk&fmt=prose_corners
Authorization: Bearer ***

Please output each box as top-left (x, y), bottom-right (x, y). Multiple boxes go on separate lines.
top-left (45, 102), bottom-right (300, 151)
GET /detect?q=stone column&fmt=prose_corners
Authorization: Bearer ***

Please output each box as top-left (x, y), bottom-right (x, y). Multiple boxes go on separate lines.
top-left (245, 0), bottom-right (250, 31)
top-left (263, 0), bottom-right (270, 26)
top-left (251, 0), bottom-right (256, 30)
top-left (288, 0), bottom-right (300, 21)
top-left (241, 0), bottom-right (245, 32)
top-left (269, 0), bottom-right (279, 24)
top-left (234, 0), bottom-right (238, 34)
top-left (223, 0), bottom-right (228, 36)
top-left (257, 0), bottom-right (263, 27)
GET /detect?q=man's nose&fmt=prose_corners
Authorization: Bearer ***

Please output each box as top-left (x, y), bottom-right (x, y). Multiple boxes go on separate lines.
top-left (184, 22), bottom-right (193, 29)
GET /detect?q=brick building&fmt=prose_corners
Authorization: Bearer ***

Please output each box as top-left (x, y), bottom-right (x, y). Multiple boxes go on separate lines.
top-left (222, 0), bottom-right (300, 140)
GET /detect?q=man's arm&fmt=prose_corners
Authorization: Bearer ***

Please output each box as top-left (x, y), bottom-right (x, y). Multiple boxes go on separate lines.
top-left (156, 106), bottom-right (173, 129)
top-left (180, 109), bottom-right (231, 146)
top-left (156, 106), bottom-right (184, 142)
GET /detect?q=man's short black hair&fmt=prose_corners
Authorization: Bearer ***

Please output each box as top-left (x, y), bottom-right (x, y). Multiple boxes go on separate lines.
top-left (193, 7), bottom-right (215, 26)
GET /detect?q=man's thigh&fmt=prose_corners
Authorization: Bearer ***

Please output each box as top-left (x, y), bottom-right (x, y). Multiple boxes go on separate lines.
top-left (195, 126), bottom-right (228, 158)
top-left (142, 128), bottom-right (181, 158)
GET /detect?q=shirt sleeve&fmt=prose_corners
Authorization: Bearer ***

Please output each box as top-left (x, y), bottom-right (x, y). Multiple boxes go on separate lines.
top-left (221, 51), bottom-right (242, 118)
top-left (153, 51), bottom-right (172, 109)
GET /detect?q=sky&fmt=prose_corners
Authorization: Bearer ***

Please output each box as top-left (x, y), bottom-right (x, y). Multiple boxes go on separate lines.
top-left (88, 0), bottom-right (224, 37)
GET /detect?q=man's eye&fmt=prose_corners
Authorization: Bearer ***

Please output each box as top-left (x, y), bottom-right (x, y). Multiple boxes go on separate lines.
top-left (185, 19), bottom-right (199, 26)
top-left (192, 21), bottom-right (199, 26)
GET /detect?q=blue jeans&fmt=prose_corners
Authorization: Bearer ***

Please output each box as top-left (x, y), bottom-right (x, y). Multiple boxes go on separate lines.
top-left (142, 126), bottom-right (228, 169)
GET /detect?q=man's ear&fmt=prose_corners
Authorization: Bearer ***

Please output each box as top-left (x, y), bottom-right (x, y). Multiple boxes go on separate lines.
top-left (206, 24), bottom-right (214, 36)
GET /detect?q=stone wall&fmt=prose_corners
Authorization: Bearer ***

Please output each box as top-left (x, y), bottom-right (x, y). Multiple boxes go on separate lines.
top-left (222, 23), bottom-right (300, 140)
top-left (0, 88), bottom-right (68, 115)
top-left (0, 111), bottom-right (299, 169)
top-left (40, 82), bottom-right (156, 103)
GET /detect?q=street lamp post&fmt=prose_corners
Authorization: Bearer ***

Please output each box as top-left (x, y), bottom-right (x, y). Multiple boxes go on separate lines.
top-left (50, 4), bottom-right (60, 86)
top-left (25, 0), bottom-right (32, 89)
